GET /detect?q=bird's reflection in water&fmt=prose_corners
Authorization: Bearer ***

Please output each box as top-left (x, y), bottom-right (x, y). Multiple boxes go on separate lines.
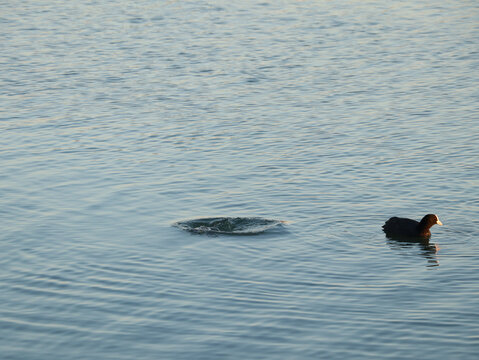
top-left (386, 235), bottom-right (440, 268)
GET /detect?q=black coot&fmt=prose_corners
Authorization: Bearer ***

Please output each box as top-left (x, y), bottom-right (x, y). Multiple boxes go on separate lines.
top-left (382, 214), bottom-right (443, 238)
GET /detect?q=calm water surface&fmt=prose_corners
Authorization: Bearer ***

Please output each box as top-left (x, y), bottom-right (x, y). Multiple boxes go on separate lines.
top-left (1, 1), bottom-right (478, 359)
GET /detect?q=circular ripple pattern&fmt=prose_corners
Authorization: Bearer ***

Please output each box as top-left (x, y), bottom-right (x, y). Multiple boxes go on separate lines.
top-left (1, 1), bottom-right (478, 360)
top-left (174, 217), bottom-right (284, 235)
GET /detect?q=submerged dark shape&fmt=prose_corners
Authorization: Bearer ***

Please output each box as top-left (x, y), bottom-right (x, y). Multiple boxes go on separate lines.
top-left (382, 214), bottom-right (443, 239)
top-left (174, 217), bottom-right (284, 235)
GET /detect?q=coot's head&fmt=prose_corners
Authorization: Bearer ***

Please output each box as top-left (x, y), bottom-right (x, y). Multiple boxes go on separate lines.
top-left (420, 214), bottom-right (443, 229)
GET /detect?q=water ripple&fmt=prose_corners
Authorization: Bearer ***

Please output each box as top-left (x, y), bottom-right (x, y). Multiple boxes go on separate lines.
top-left (1, 1), bottom-right (478, 359)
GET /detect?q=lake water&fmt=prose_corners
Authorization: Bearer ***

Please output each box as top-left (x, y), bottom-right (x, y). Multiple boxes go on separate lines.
top-left (1, 1), bottom-right (478, 359)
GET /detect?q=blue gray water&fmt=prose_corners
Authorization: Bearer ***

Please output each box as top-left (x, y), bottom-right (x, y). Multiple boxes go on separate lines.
top-left (1, 1), bottom-right (478, 359)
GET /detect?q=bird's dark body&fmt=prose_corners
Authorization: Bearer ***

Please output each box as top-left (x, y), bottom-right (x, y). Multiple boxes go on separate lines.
top-left (383, 217), bottom-right (427, 238)
top-left (382, 214), bottom-right (442, 239)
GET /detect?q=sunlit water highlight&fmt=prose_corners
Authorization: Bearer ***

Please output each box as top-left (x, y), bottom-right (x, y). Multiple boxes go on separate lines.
top-left (1, 1), bottom-right (478, 359)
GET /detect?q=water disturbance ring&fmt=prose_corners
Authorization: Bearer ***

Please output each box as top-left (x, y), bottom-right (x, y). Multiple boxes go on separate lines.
top-left (173, 217), bottom-right (285, 235)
